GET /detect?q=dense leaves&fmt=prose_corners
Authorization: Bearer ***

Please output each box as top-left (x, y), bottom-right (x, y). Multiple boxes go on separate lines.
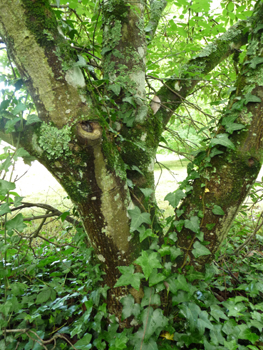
top-left (1, 168), bottom-right (263, 349)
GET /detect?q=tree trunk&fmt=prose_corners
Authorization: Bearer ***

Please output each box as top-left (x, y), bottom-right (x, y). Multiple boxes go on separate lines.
top-left (1, 0), bottom-right (263, 314)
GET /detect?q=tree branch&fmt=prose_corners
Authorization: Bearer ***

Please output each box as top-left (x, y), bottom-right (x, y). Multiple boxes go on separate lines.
top-left (11, 201), bottom-right (80, 226)
top-left (146, 0), bottom-right (167, 43)
top-left (0, 0), bottom-right (90, 127)
top-left (4, 329), bottom-right (78, 350)
top-left (0, 117), bottom-right (41, 159)
top-left (153, 3), bottom-right (263, 127)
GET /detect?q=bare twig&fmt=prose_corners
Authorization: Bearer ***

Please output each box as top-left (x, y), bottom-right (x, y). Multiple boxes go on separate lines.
top-left (231, 211), bottom-right (263, 256)
top-left (10, 201), bottom-right (80, 226)
top-left (50, 3), bottom-right (68, 8)
top-left (4, 329), bottom-right (78, 350)
top-left (37, 234), bottom-right (79, 249)
top-left (158, 144), bottom-right (193, 161)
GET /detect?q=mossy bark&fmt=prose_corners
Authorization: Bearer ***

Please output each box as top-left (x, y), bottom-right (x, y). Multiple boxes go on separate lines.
top-left (1, 0), bottom-right (263, 310)
top-left (0, 0), bottom-right (140, 292)
top-left (175, 22), bottom-right (263, 270)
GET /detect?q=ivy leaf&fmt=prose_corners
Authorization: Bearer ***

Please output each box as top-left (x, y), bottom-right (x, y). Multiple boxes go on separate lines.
top-left (195, 231), bottom-right (204, 242)
top-left (244, 93), bottom-right (261, 104)
top-left (186, 267), bottom-right (204, 282)
top-left (238, 325), bottom-right (259, 343)
top-left (159, 246), bottom-right (182, 261)
top-left (13, 147), bottom-right (32, 161)
top-left (149, 269), bottom-right (166, 287)
top-left (130, 329), bottom-right (158, 350)
top-left (26, 114), bottom-right (41, 125)
top-left (223, 300), bottom-right (246, 317)
top-left (158, 245), bottom-right (171, 257)
top-left (36, 287), bottom-right (52, 304)
top-left (209, 148), bottom-right (223, 158)
top-left (179, 303), bottom-right (201, 332)
top-left (141, 307), bottom-right (168, 341)
top-left (134, 251), bottom-right (162, 280)
top-left (5, 117), bottom-right (21, 133)
top-left (138, 227), bottom-right (158, 242)
top-left (249, 320), bottom-right (263, 332)
top-left (6, 213), bottom-right (27, 232)
top-left (128, 206), bottom-right (151, 232)
top-left (225, 122), bottom-right (245, 134)
top-left (192, 241), bottom-right (211, 258)
top-left (184, 216), bottom-right (200, 233)
top-left (210, 305), bottom-right (228, 322)
top-left (131, 165), bottom-right (144, 175)
top-left (115, 265), bottom-right (144, 291)
top-left (197, 311), bottom-right (214, 335)
top-left (0, 155), bottom-right (12, 172)
top-left (248, 57), bottom-right (263, 69)
top-left (122, 96), bottom-right (136, 107)
top-left (164, 190), bottom-right (185, 208)
top-left (174, 220), bottom-right (184, 232)
top-left (12, 102), bottom-right (27, 115)
top-left (122, 110), bottom-right (135, 127)
top-left (75, 334), bottom-right (92, 349)
top-left (139, 188), bottom-right (154, 199)
top-left (210, 133), bottom-right (235, 150)
top-left (109, 83), bottom-right (121, 96)
top-left (0, 203), bottom-right (11, 216)
top-left (121, 295), bottom-right (141, 319)
top-left (141, 287), bottom-right (161, 307)
top-left (212, 205), bottom-right (225, 215)
top-left (166, 274), bottom-right (190, 294)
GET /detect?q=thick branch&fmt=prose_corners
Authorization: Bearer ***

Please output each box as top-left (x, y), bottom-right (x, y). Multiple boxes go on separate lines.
top-left (0, 0), bottom-right (90, 127)
top-left (175, 18), bottom-right (263, 269)
top-left (0, 117), bottom-right (37, 150)
top-left (153, 3), bottom-right (263, 127)
top-left (145, 0), bottom-right (167, 43)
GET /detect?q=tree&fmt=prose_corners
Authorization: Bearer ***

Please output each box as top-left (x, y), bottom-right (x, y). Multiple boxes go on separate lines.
top-left (0, 0), bottom-right (263, 318)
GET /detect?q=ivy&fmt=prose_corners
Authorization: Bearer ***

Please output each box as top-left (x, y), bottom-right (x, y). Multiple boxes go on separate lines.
top-left (128, 206), bottom-right (152, 232)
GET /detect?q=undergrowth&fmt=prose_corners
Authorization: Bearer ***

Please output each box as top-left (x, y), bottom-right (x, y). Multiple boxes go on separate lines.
top-left (1, 206), bottom-right (263, 349)
top-left (1, 149), bottom-right (263, 349)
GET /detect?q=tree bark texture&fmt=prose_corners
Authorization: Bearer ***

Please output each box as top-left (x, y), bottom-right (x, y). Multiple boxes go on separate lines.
top-left (0, 0), bottom-right (263, 291)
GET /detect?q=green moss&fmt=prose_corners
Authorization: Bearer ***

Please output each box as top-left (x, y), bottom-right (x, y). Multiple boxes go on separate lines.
top-left (21, 0), bottom-right (58, 48)
top-left (103, 0), bottom-right (129, 21)
top-left (64, 177), bottom-right (91, 202)
top-left (102, 135), bottom-right (127, 180)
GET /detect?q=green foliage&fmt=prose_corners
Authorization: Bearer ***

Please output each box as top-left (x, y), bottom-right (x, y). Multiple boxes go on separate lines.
top-left (1, 150), bottom-right (262, 350)
top-left (1, 0), bottom-right (263, 348)
top-left (1, 141), bottom-right (263, 348)
top-left (128, 206), bottom-right (152, 232)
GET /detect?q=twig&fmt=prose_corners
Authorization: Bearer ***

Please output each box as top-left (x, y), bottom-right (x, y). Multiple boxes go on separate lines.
top-left (50, 3), bottom-right (68, 7)
top-left (4, 329), bottom-right (78, 350)
top-left (10, 201), bottom-right (80, 226)
top-left (231, 211), bottom-right (263, 256)
top-left (158, 144), bottom-right (193, 161)
top-left (37, 234), bottom-right (79, 249)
